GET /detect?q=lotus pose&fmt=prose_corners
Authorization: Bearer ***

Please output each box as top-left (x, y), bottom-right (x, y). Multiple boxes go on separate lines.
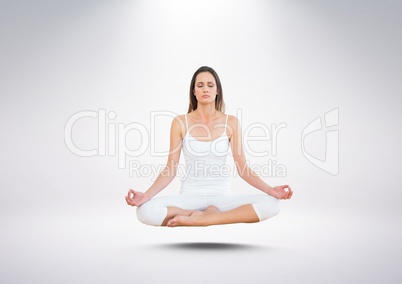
top-left (125, 66), bottom-right (293, 227)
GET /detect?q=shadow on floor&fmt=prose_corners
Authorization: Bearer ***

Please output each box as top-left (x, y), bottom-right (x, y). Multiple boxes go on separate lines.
top-left (151, 242), bottom-right (271, 251)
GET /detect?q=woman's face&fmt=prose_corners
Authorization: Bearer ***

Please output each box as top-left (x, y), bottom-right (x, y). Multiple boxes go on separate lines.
top-left (193, 72), bottom-right (218, 103)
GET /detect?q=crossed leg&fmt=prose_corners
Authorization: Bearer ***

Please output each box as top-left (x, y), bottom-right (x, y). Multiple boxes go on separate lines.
top-left (137, 194), bottom-right (279, 227)
top-left (166, 204), bottom-right (259, 227)
top-left (161, 205), bottom-right (219, 226)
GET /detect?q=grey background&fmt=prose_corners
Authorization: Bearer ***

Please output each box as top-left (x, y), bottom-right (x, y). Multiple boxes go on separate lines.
top-left (1, 0), bottom-right (401, 283)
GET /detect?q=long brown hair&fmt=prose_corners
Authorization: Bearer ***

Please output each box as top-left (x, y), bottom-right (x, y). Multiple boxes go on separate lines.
top-left (187, 66), bottom-right (225, 113)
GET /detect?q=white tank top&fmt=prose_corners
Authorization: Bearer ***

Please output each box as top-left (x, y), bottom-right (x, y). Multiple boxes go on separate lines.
top-left (180, 113), bottom-right (232, 195)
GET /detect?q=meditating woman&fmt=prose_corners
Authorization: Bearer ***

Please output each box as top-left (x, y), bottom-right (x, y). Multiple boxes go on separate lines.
top-left (125, 66), bottom-right (293, 227)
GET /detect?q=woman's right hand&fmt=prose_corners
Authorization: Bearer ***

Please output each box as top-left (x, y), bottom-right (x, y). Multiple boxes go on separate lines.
top-left (125, 189), bottom-right (149, 207)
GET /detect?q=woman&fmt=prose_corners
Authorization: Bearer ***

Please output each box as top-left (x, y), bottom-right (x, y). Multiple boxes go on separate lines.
top-left (125, 66), bottom-right (293, 227)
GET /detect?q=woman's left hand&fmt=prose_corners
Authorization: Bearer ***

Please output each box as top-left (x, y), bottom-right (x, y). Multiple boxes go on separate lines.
top-left (267, 185), bottom-right (293, 200)
top-left (125, 189), bottom-right (149, 207)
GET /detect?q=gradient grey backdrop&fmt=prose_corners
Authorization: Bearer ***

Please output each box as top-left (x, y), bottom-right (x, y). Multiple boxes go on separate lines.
top-left (1, 0), bottom-right (401, 283)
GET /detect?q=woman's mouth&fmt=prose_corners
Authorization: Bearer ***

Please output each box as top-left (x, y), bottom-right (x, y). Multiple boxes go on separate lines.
top-left (202, 95), bottom-right (210, 98)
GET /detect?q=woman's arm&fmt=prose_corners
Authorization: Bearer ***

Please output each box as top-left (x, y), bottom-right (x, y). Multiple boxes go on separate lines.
top-left (126, 115), bottom-right (184, 206)
top-left (228, 115), bottom-right (292, 200)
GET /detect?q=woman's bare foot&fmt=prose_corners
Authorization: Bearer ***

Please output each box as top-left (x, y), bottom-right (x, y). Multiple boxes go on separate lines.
top-left (189, 206), bottom-right (219, 216)
top-left (166, 214), bottom-right (202, 227)
top-left (204, 205), bottom-right (219, 215)
top-left (166, 206), bottom-right (220, 227)
top-left (167, 204), bottom-right (259, 227)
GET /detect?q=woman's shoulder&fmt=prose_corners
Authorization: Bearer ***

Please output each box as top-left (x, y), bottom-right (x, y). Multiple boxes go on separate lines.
top-left (224, 113), bottom-right (239, 125)
top-left (170, 114), bottom-right (187, 139)
top-left (171, 114), bottom-right (187, 127)
top-left (173, 114), bottom-right (185, 120)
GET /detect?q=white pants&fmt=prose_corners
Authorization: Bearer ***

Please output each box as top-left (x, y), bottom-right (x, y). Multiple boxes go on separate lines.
top-left (136, 193), bottom-right (281, 226)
